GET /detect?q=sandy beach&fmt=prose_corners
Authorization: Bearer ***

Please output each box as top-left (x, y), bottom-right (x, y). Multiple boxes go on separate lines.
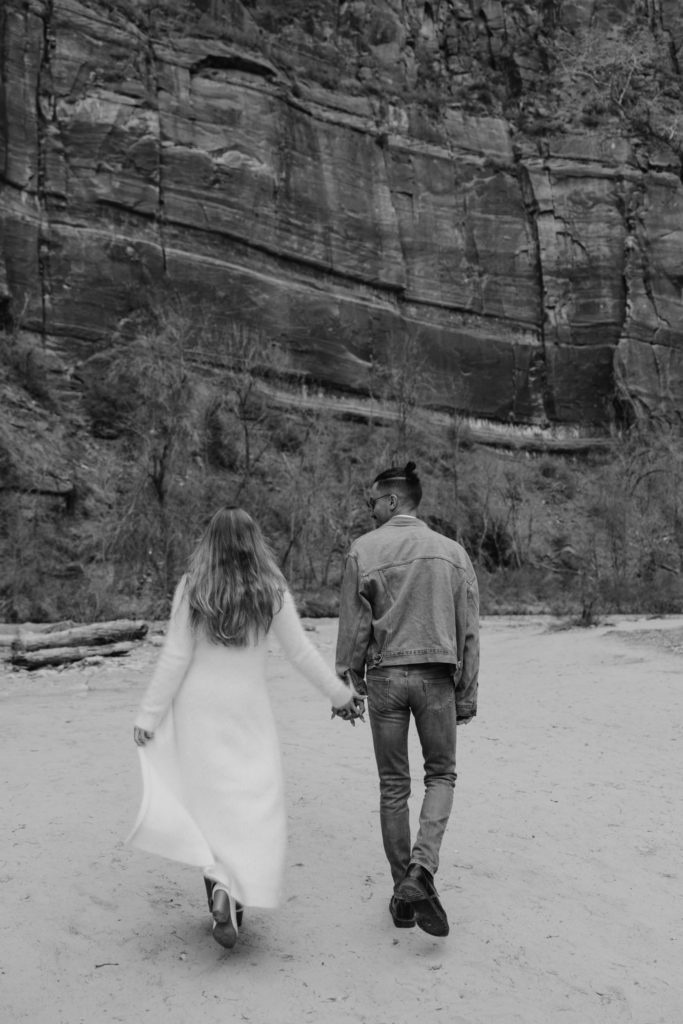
top-left (1, 614), bottom-right (681, 1024)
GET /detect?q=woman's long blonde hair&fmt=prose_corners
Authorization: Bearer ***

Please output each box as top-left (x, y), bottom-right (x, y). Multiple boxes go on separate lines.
top-left (185, 507), bottom-right (285, 645)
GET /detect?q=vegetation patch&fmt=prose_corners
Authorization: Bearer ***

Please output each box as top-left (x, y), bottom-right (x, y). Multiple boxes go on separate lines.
top-left (2, 299), bottom-right (682, 624)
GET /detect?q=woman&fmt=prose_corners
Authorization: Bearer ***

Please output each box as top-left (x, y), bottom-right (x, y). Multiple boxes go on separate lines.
top-left (127, 506), bottom-right (360, 949)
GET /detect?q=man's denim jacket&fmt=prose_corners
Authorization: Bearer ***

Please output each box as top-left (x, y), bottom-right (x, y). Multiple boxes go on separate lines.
top-left (335, 516), bottom-right (480, 720)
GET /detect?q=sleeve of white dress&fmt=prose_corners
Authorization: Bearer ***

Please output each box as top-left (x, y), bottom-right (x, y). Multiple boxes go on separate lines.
top-left (271, 590), bottom-right (353, 708)
top-left (134, 577), bottom-right (195, 732)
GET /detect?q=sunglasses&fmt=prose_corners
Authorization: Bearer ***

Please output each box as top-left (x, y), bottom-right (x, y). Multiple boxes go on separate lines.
top-left (366, 493), bottom-right (395, 511)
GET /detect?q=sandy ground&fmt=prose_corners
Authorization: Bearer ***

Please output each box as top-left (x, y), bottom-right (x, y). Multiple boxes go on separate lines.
top-left (1, 614), bottom-right (682, 1024)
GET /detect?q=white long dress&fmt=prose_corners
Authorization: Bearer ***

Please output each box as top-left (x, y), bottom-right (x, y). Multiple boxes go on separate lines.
top-left (127, 579), bottom-right (351, 908)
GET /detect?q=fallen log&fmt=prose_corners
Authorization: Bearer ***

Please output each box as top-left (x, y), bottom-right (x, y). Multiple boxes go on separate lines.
top-left (0, 621), bottom-right (75, 647)
top-left (12, 619), bottom-right (148, 654)
top-left (11, 641), bottom-right (136, 670)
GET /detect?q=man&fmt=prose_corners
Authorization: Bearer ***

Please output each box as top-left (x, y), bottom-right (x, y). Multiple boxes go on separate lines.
top-left (335, 461), bottom-right (479, 937)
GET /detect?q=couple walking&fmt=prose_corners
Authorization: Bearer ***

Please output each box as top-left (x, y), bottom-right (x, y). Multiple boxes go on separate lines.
top-left (128, 461), bottom-right (480, 949)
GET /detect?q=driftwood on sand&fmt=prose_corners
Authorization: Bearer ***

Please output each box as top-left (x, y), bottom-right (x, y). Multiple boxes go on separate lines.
top-left (11, 620), bottom-right (148, 653)
top-left (8, 620), bottom-right (149, 669)
top-left (11, 641), bottom-right (138, 669)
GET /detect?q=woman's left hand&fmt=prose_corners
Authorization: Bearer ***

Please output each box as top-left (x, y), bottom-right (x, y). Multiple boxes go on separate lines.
top-left (133, 726), bottom-right (154, 746)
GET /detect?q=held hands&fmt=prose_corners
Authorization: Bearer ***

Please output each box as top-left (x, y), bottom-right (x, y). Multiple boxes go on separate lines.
top-left (133, 726), bottom-right (155, 746)
top-left (331, 669), bottom-right (366, 727)
top-left (331, 695), bottom-right (366, 726)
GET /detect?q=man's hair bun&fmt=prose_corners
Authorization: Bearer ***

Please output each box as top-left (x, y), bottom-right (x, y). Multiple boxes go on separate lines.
top-left (373, 460), bottom-right (422, 506)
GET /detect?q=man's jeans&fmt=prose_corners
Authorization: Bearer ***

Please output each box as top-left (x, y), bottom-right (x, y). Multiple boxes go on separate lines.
top-left (366, 665), bottom-right (457, 888)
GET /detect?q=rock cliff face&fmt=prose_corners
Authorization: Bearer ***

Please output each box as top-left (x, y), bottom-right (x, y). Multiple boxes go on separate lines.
top-left (2, 0), bottom-right (683, 428)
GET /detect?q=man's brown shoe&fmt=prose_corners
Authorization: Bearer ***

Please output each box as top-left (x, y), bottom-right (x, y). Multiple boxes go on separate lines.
top-left (395, 864), bottom-right (449, 937)
top-left (389, 894), bottom-right (416, 928)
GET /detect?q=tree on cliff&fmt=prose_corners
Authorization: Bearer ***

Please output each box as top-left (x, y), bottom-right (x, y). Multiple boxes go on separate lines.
top-left (369, 334), bottom-right (435, 464)
top-left (552, 20), bottom-right (682, 147)
top-left (83, 301), bottom-right (200, 599)
top-left (201, 323), bottom-right (292, 498)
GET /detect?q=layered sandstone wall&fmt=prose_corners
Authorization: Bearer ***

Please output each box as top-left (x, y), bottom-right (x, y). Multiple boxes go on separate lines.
top-left (2, 0), bottom-right (683, 427)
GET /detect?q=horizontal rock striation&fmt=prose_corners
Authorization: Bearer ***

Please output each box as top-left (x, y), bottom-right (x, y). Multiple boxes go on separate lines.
top-left (2, 0), bottom-right (683, 427)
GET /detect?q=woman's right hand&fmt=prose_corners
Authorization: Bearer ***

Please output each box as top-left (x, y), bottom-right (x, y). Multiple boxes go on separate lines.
top-left (331, 695), bottom-right (366, 726)
top-left (133, 726), bottom-right (155, 746)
